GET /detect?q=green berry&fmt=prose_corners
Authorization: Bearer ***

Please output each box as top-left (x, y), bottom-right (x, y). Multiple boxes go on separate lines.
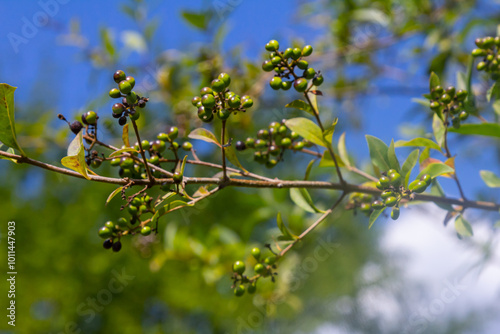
top-left (270, 76), bottom-right (282, 90)
top-left (152, 140), bottom-right (166, 152)
top-left (117, 217), bottom-right (128, 227)
top-left (255, 139), bottom-right (267, 149)
top-left (391, 207), bottom-right (400, 220)
top-left (234, 285), bottom-right (245, 297)
top-left (412, 181), bottom-right (428, 193)
top-left (125, 76), bottom-right (135, 89)
top-left (228, 96), bottom-right (241, 108)
top-left (112, 103), bottom-right (125, 115)
top-left (201, 94), bottom-right (216, 109)
top-left (456, 90), bottom-right (467, 101)
top-left (262, 60), bottom-right (274, 72)
top-left (113, 70), bottom-right (126, 83)
top-left (120, 157), bottom-right (134, 169)
top-left (371, 200), bottom-right (384, 210)
top-left (211, 79), bottom-right (225, 93)
top-left (128, 205), bottom-right (138, 215)
top-left (294, 78), bottom-right (308, 92)
top-left (109, 88), bottom-right (121, 98)
top-left (141, 226), bottom-right (151, 236)
top-left (297, 60), bottom-right (308, 70)
top-left (191, 96), bottom-right (201, 107)
top-left (283, 48), bottom-right (293, 58)
top-left (218, 73), bottom-right (231, 87)
top-left (82, 111), bottom-right (98, 125)
top-left (168, 127), bottom-right (179, 140)
top-left (265, 40), bottom-right (279, 51)
top-left (218, 109), bottom-right (231, 120)
top-left (302, 45), bottom-right (313, 57)
top-left (379, 176), bottom-right (390, 188)
top-left (245, 137), bottom-right (255, 148)
top-left (254, 263), bottom-right (266, 275)
top-left (264, 255), bottom-right (277, 265)
top-left (200, 86), bottom-right (213, 95)
top-left (293, 141), bottom-right (305, 150)
top-left (98, 226), bottom-right (113, 239)
top-left (291, 48), bottom-right (302, 60)
top-left (251, 247), bottom-right (261, 260)
top-left (389, 172), bottom-right (402, 187)
top-left (430, 101), bottom-right (441, 110)
top-left (182, 141), bottom-right (192, 151)
top-left (247, 282), bottom-right (257, 294)
top-left (459, 111), bottom-right (469, 121)
top-left (232, 260), bottom-right (246, 274)
top-left (119, 80), bottom-right (132, 94)
top-left (281, 81), bottom-right (292, 90)
top-left (173, 171), bottom-right (183, 183)
top-left (241, 98), bottom-right (253, 108)
top-left (148, 155), bottom-right (160, 165)
top-left (420, 174), bottom-right (432, 185)
top-left (471, 48), bottom-right (487, 57)
top-left (271, 56), bottom-right (282, 66)
top-left (376, 181), bottom-right (384, 190)
top-left (257, 129), bottom-right (269, 139)
top-left (129, 109), bottom-right (140, 121)
top-left (384, 196), bottom-right (397, 207)
top-left (477, 61), bottom-right (487, 71)
top-left (304, 68), bottom-right (316, 79)
top-left (381, 190), bottom-right (394, 200)
top-left (280, 137), bottom-right (292, 147)
top-left (197, 106), bottom-right (212, 122)
top-left (141, 140), bottom-right (150, 150)
top-left (446, 86), bottom-right (456, 97)
top-left (360, 202), bottom-right (371, 213)
top-left (110, 158), bottom-right (121, 166)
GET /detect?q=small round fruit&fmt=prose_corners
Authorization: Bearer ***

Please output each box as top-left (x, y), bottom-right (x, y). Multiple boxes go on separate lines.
top-left (477, 61), bottom-right (487, 71)
top-left (200, 86), bottom-right (213, 96)
top-left (456, 90), bottom-right (467, 101)
top-left (141, 226), bottom-right (151, 236)
top-left (254, 139), bottom-right (267, 149)
top-left (191, 96), bottom-right (201, 107)
top-left (293, 141), bottom-right (305, 150)
top-left (389, 172), bottom-right (402, 187)
top-left (247, 282), bottom-right (257, 294)
top-left (82, 111), bottom-right (98, 125)
top-left (112, 241), bottom-right (122, 252)
top-left (217, 109), bottom-right (231, 120)
top-left (114, 70), bottom-right (127, 83)
top-left (376, 181), bottom-right (384, 190)
top-left (140, 140), bottom-right (150, 151)
top-left (201, 94), bottom-right (216, 109)
top-left (117, 217), bottom-right (128, 227)
top-left (218, 73), bottom-right (231, 87)
top-left (232, 260), bottom-right (246, 274)
top-left (128, 205), bottom-right (138, 215)
top-left (245, 137), bottom-right (255, 148)
top-left (281, 81), bottom-right (292, 90)
top-left (280, 137), bottom-right (292, 147)
top-left (254, 263), bottom-right (266, 275)
top-left (420, 174), bottom-right (432, 185)
top-left (302, 45), bottom-right (313, 57)
top-left (234, 285), bottom-right (245, 297)
top-left (271, 56), bottom-right (282, 66)
top-left (157, 132), bottom-right (169, 141)
top-left (91, 160), bottom-right (102, 168)
top-left (297, 60), bottom-right (308, 70)
top-left (251, 247), bottom-right (261, 260)
top-left (264, 255), bottom-right (277, 265)
top-left (304, 68), bottom-right (316, 79)
top-left (411, 181), bottom-right (427, 193)
top-left (265, 40), bottom-right (279, 51)
top-left (129, 109), bottom-right (140, 121)
top-left (384, 196), bottom-right (397, 207)
top-left (371, 200), bottom-right (384, 210)
top-left (112, 103), bottom-right (125, 115)
top-left (126, 91), bottom-right (137, 105)
top-left (103, 239), bottom-right (113, 249)
top-left (262, 60), bottom-right (274, 72)
top-left (270, 77), bottom-right (282, 90)
top-left (228, 96), bottom-right (241, 108)
top-left (152, 140), bottom-right (166, 152)
top-left (241, 98), bottom-right (253, 108)
top-left (173, 171), bottom-right (183, 183)
top-left (291, 48), bottom-right (302, 60)
top-left (168, 126), bottom-right (179, 140)
top-left (360, 202), bottom-right (371, 213)
top-left (257, 129), bottom-right (269, 139)
top-left (266, 159), bottom-right (278, 168)
top-left (119, 80), bottom-right (132, 94)
top-left (381, 190), bottom-right (393, 199)
top-left (391, 207), bottom-right (400, 220)
top-left (211, 79), bottom-right (225, 93)
top-left (379, 176), bottom-right (390, 188)
top-left (110, 158), bottom-right (121, 166)
top-left (98, 227), bottom-right (112, 239)
top-left (182, 141), bottom-right (192, 151)
top-left (125, 76), bottom-right (135, 89)
top-left (430, 101), bottom-right (441, 110)
top-left (294, 78), bottom-right (308, 92)
top-left (109, 88), bottom-right (121, 98)
top-left (459, 111), bottom-right (469, 121)
top-left (283, 48), bottom-right (293, 58)
top-left (235, 141), bottom-right (246, 151)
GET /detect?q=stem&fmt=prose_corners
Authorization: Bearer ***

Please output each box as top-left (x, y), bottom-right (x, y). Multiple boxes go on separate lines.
top-left (442, 114), bottom-right (467, 201)
top-left (221, 120), bottom-right (228, 182)
top-left (130, 119), bottom-right (155, 184)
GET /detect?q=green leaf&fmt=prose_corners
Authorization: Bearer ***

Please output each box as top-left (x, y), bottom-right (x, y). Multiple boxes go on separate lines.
top-left (429, 72), bottom-right (440, 91)
top-left (153, 199), bottom-right (194, 224)
top-left (412, 98), bottom-right (431, 107)
top-left (290, 188), bottom-right (324, 214)
top-left (338, 132), bottom-right (351, 168)
top-left (430, 179), bottom-right (455, 211)
top-left (318, 150), bottom-right (345, 168)
top-left (181, 10), bottom-right (209, 30)
top-left (154, 192), bottom-right (176, 208)
top-left (277, 212), bottom-right (297, 241)
top-left (285, 99), bottom-right (314, 116)
top-left (322, 118), bottom-right (338, 144)
top-left (395, 137), bottom-right (442, 152)
top-left (307, 89), bottom-right (319, 114)
top-left (449, 123), bottom-right (500, 138)
top-left (480, 170), bottom-right (500, 188)
top-left (455, 215), bottom-right (473, 237)
top-left (225, 145), bottom-right (248, 173)
top-left (61, 132), bottom-right (90, 180)
top-left (109, 147), bottom-right (139, 157)
top-left (0, 84), bottom-right (25, 155)
top-left (105, 186), bottom-right (123, 205)
top-left (432, 114), bottom-right (445, 148)
top-left (285, 117), bottom-right (326, 147)
top-left (420, 147), bottom-right (430, 164)
top-left (100, 27), bottom-right (116, 58)
top-left (188, 128), bottom-right (221, 147)
top-left (400, 149), bottom-right (419, 187)
top-left (122, 123), bottom-right (130, 147)
top-left (387, 139), bottom-right (400, 172)
top-left (304, 159), bottom-right (316, 180)
top-left (0, 146), bottom-right (18, 163)
top-left (417, 162), bottom-right (454, 180)
top-left (176, 155), bottom-right (188, 175)
top-left (487, 80), bottom-right (500, 102)
top-left (495, 220), bottom-right (500, 228)
top-left (366, 135), bottom-right (390, 172)
top-left (368, 208), bottom-right (385, 229)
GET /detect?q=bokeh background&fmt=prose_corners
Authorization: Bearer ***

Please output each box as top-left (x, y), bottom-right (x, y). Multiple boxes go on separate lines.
top-left (1, 0), bottom-right (500, 333)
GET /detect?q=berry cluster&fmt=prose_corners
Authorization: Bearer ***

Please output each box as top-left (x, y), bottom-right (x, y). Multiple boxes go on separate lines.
top-left (234, 120), bottom-right (309, 168)
top-left (428, 85), bottom-right (468, 129)
top-left (191, 73), bottom-right (254, 123)
top-left (472, 36), bottom-right (500, 74)
top-left (262, 40), bottom-right (323, 92)
top-left (232, 247), bottom-right (278, 297)
top-left (109, 70), bottom-right (149, 126)
top-left (98, 194), bottom-right (154, 252)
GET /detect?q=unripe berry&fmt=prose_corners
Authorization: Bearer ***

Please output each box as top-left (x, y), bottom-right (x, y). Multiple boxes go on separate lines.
top-left (304, 68), bottom-right (316, 79)
top-left (379, 176), bottom-right (390, 188)
top-left (265, 39), bottom-right (279, 51)
top-left (152, 140), bottom-right (166, 152)
top-left (120, 157), bottom-right (134, 169)
top-left (262, 60), bottom-right (274, 72)
top-left (389, 172), bottom-right (402, 187)
top-left (293, 141), bottom-right (305, 150)
top-left (201, 94), bottom-right (216, 109)
top-left (234, 285), bottom-right (245, 297)
top-left (371, 200), bottom-right (384, 210)
top-left (283, 48), bottom-right (293, 58)
top-left (241, 98), bottom-right (253, 108)
top-left (477, 61), bottom-right (487, 71)
top-left (302, 45), bottom-right (313, 57)
top-left (251, 247), bottom-right (261, 260)
top-left (82, 111), bottom-right (98, 125)
top-left (312, 75), bottom-right (324, 86)
top-left (218, 72), bottom-right (231, 87)
top-left (294, 78), bottom-right (308, 92)
top-left (360, 202), bottom-right (371, 213)
top-left (141, 226), bottom-right (151, 236)
top-left (381, 190), bottom-right (394, 199)
top-left (440, 94), bottom-right (451, 104)
top-left (257, 129), bottom-right (269, 139)
top-left (113, 70), bottom-right (126, 83)
top-left (270, 77), bottom-right (282, 90)
top-left (182, 141), bottom-right (192, 151)
top-left (247, 282), bottom-right (257, 294)
top-left (211, 79), bottom-right (225, 93)
top-left (264, 255), bottom-right (277, 265)
top-left (456, 90), bottom-right (467, 101)
top-left (297, 60), bottom-right (308, 70)
top-left (168, 127), bottom-right (179, 140)
top-left (430, 101), bottom-right (441, 110)
top-left (254, 263), bottom-right (266, 275)
top-left (173, 171), bottom-right (183, 183)
top-left (110, 157), bottom-right (121, 166)
top-left (271, 56), bottom-right (282, 66)
top-left (384, 196), bottom-right (397, 207)
top-left (471, 48), bottom-right (487, 57)
top-left (112, 103), bottom-right (125, 115)
top-left (119, 80), bottom-right (132, 94)
top-left (280, 137), bottom-right (292, 147)
top-left (109, 88), bottom-right (121, 98)
top-left (148, 155), bottom-right (160, 165)
top-left (281, 81), bottom-right (292, 90)
top-left (291, 48), bottom-right (302, 60)
top-left (228, 96), bottom-right (241, 108)
top-left (420, 174), bottom-right (432, 185)
top-left (411, 181), bottom-right (427, 193)
top-left (217, 108), bottom-right (231, 120)
top-left (200, 86), bottom-right (213, 95)
top-left (232, 260), bottom-right (246, 274)
top-left (126, 92), bottom-right (137, 105)
top-left (459, 111), bottom-right (469, 121)
top-left (391, 207), bottom-right (400, 220)
top-left (98, 227), bottom-right (113, 239)
top-left (245, 137), bottom-right (255, 148)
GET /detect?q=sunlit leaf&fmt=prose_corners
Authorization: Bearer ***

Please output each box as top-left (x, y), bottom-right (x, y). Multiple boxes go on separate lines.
top-left (318, 150), bottom-right (345, 168)
top-left (276, 212), bottom-right (297, 241)
top-left (432, 113), bottom-right (445, 147)
top-left (368, 208), bottom-right (385, 229)
top-left (106, 186), bottom-right (123, 205)
top-left (455, 215), bottom-right (473, 237)
top-left (395, 137), bottom-right (442, 152)
top-left (449, 123), bottom-right (500, 138)
top-left (61, 132), bottom-right (90, 180)
top-left (285, 99), bottom-right (314, 116)
top-left (225, 145), bottom-right (248, 173)
top-left (400, 149), bottom-right (419, 187)
top-left (430, 179), bottom-right (454, 211)
top-left (0, 83), bottom-right (25, 155)
top-left (387, 139), bottom-right (400, 172)
top-left (290, 188), bottom-right (324, 213)
top-left (285, 117), bottom-right (326, 147)
top-left (338, 132), bottom-right (351, 168)
top-left (366, 135), bottom-right (390, 172)
top-left (181, 10), bottom-right (209, 30)
top-left (322, 118), bottom-right (338, 144)
top-left (188, 128), bottom-right (221, 147)
top-left (429, 71), bottom-right (440, 90)
top-left (480, 170), bottom-right (500, 188)
top-left (304, 159), bottom-right (316, 180)
top-left (122, 123), bottom-right (130, 147)
top-left (109, 147), bottom-right (139, 157)
top-left (417, 162), bottom-right (454, 179)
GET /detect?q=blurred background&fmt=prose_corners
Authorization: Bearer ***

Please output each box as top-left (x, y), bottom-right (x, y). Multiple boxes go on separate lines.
top-left (1, 0), bottom-right (500, 333)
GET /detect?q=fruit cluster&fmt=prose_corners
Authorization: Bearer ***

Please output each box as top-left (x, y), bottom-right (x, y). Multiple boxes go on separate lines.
top-left (428, 85), bottom-right (468, 129)
top-left (262, 40), bottom-right (323, 92)
top-left (98, 194), bottom-right (154, 252)
top-left (191, 73), bottom-right (254, 123)
top-left (472, 36), bottom-right (500, 74)
top-left (109, 70), bottom-right (149, 126)
top-left (232, 247), bottom-right (278, 297)
top-left (234, 120), bottom-right (309, 168)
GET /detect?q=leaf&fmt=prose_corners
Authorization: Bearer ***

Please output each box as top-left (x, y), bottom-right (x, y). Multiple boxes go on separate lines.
top-left (351, 8), bottom-right (389, 26)
top-left (449, 123), bottom-right (500, 138)
top-left (430, 179), bottom-right (455, 212)
top-left (0, 83), bottom-right (25, 155)
top-left (432, 114), bottom-right (445, 147)
top-left (106, 186), bottom-right (123, 205)
top-left (319, 150), bottom-right (345, 168)
top-left (429, 72), bottom-right (440, 91)
top-left (122, 123), bottom-right (130, 147)
top-left (304, 159), bottom-right (316, 180)
top-left (285, 99), bottom-right (314, 116)
top-left (412, 98), bottom-right (431, 107)
top-left (487, 80), bottom-right (500, 102)
top-left (100, 27), bottom-right (116, 58)
top-left (61, 132), bottom-right (90, 180)
top-left (307, 89), bottom-right (319, 114)
top-left (400, 149), bottom-right (419, 187)
top-left (177, 155), bottom-right (188, 174)
top-left (225, 145), bottom-right (248, 173)
top-left (338, 132), bottom-right (351, 168)
top-left (366, 135), bottom-right (390, 172)
top-left (152, 199), bottom-right (194, 223)
top-left (121, 30), bottom-right (147, 54)
top-left (368, 208), bottom-right (385, 229)
top-left (322, 118), bottom-right (338, 144)
top-left (417, 162), bottom-right (454, 180)
top-left (480, 170), bottom-right (500, 188)
top-left (154, 191), bottom-right (176, 207)
top-left (387, 139), bottom-right (400, 172)
top-left (181, 10), bottom-right (209, 30)
top-left (276, 212), bottom-right (297, 241)
top-left (188, 128), bottom-right (221, 147)
top-left (109, 147), bottom-right (139, 157)
top-left (419, 147), bottom-right (430, 164)
top-left (455, 215), bottom-right (473, 237)
top-left (290, 188), bottom-right (324, 213)
top-left (285, 117), bottom-right (326, 147)
top-left (395, 137), bottom-right (442, 152)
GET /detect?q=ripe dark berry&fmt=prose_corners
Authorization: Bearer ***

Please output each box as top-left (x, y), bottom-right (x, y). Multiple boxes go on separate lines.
top-left (113, 70), bottom-right (126, 83)
top-left (103, 239), bottom-right (113, 249)
top-left (119, 80), bottom-right (132, 94)
top-left (112, 241), bottom-right (122, 252)
top-left (118, 116), bottom-right (127, 126)
top-left (69, 121), bottom-right (83, 134)
top-left (232, 261), bottom-right (246, 274)
top-left (138, 99), bottom-right (146, 108)
top-left (294, 78), bottom-right (308, 92)
top-left (235, 141), bottom-right (246, 151)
